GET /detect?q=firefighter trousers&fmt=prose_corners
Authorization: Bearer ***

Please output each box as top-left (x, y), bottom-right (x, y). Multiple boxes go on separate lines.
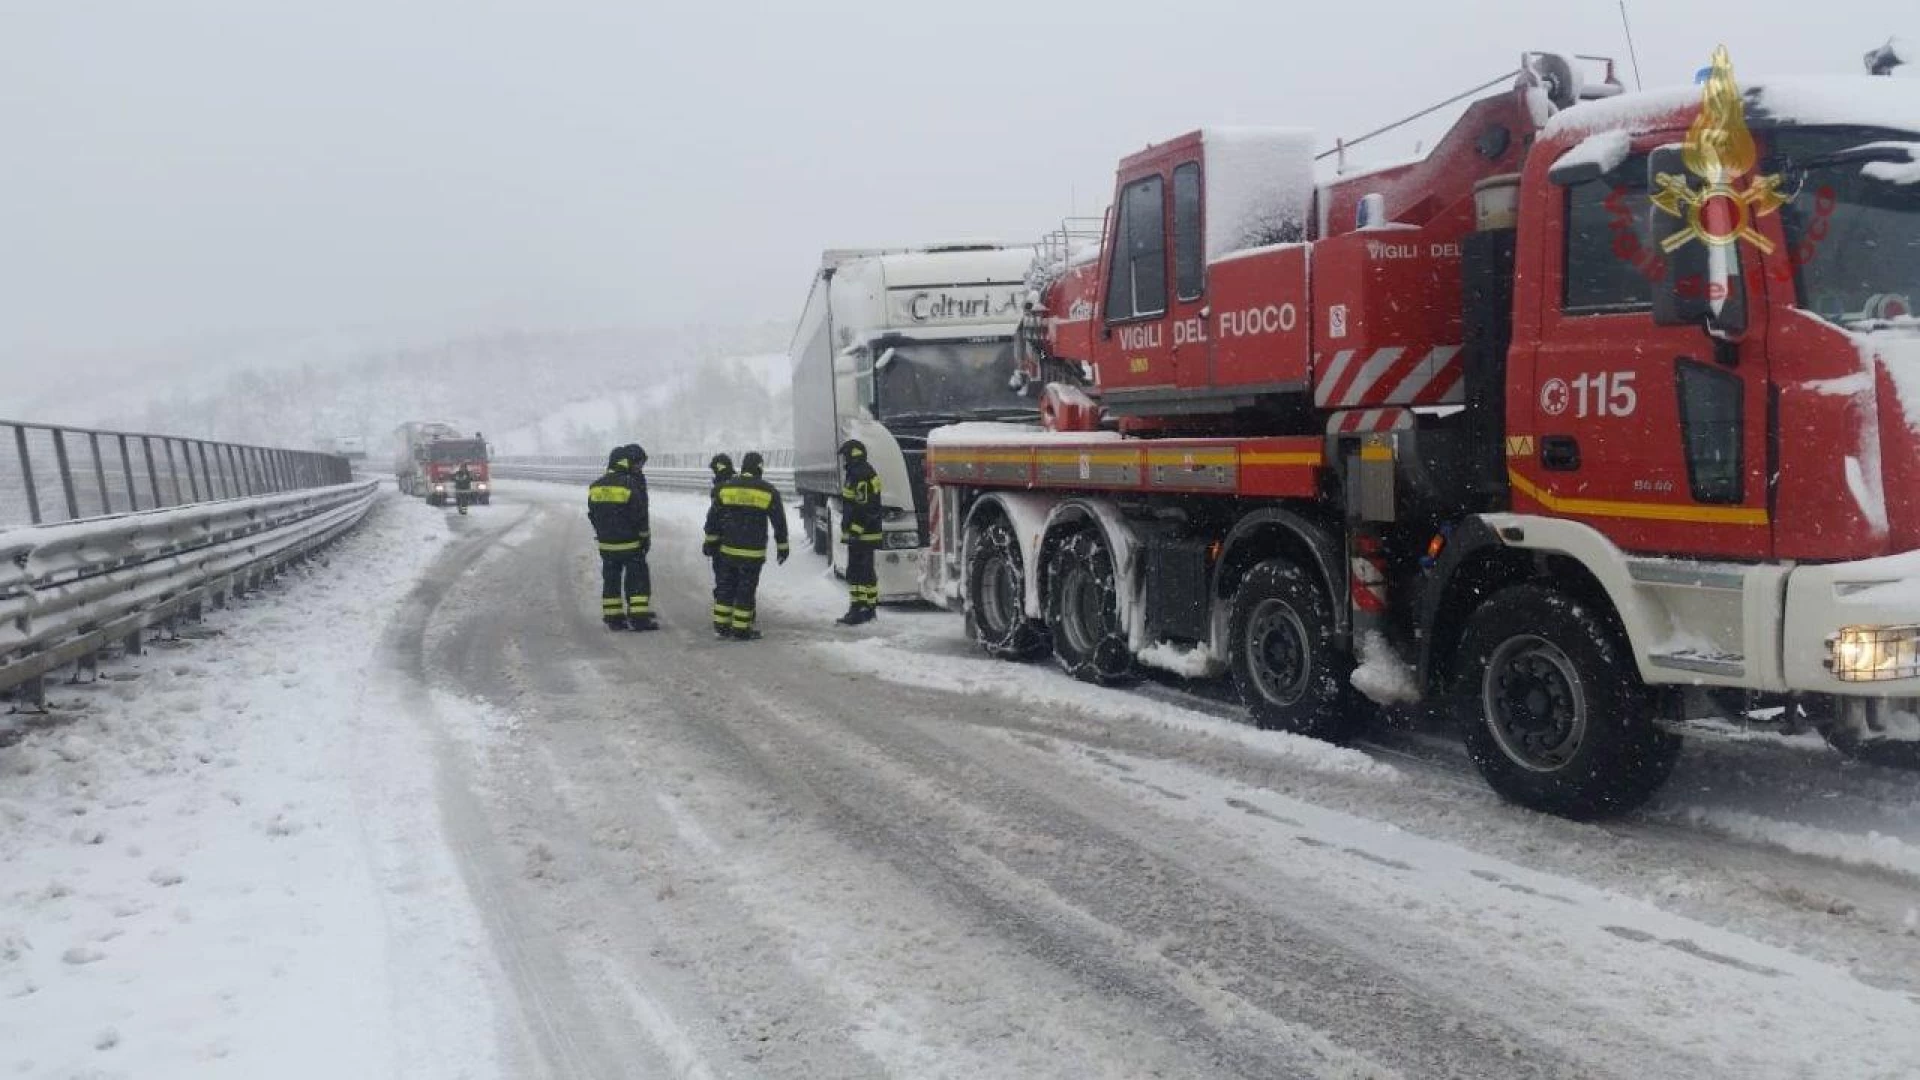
top-left (600, 550), bottom-right (651, 623)
top-left (712, 556), bottom-right (763, 634)
top-left (846, 542), bottom-right (878, 610)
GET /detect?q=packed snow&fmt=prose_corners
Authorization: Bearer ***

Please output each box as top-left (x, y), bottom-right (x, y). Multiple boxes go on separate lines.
top-left (1852, 142), bottom-right (1920, 186)
top-left (811, 636), bottom-right (1398, 782)
top-left (926, 421), bottom-right (1122, 446)
top-left (1859, 330), bottom-right (1920, 438)
top-left (1135, 640), bottom-right (1217, 678)
top-left (1201, 127), bottom-right (1314, 258)
top-left (0, 495), bottom-right (504, 1080)
top-left (1554, 129), bottom-right (1632, 178)
top-left (1349, 630), bottom-right (1420, 706)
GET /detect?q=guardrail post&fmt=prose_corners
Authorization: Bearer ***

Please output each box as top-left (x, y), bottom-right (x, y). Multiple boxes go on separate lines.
top-left (14, 425), bottom-right (44, 525)
top-left (89, 431), bottom-right (112, 515)
top-left (124, 626), bottom-right (145, 656)
top-left (119, 434), bottom-right (139, 511)
top-left (141, 435), bottom-right (160, 508)
top-left (167, 438), bottom-right (193, 503)
top-left (195, 442), bottom-right (216, 500)
top-left (51, 428), bottom-right (80, 521)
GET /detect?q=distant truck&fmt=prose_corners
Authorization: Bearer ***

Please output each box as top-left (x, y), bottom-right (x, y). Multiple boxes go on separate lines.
top-left (789, 242), bottom-right (1038, 599)
top-left (391, 421), bottom-right (492, 505)
top-left (329, 435), bottom-right (368, 461)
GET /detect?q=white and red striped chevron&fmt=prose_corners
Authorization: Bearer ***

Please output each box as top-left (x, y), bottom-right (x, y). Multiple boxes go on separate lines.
top-left (1325, 408), bottom-right (1414, 434)
top-left (1313, 345), bottom-right (1464, 410)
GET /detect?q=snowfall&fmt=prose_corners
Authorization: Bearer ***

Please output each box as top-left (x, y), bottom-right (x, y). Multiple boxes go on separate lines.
top-left (3, 481), bottom-right (1920, 1079)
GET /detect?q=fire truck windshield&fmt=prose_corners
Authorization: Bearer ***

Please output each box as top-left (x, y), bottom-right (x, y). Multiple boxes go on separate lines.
top-left (427, 439), bottom-right (487, 463)
top-left (1775, 129), bottom-right (1920, 328)
top-left (870, 337), bottom-right (1036, 424)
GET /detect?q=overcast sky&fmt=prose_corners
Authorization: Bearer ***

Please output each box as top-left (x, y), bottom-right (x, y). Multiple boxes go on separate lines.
top-left (2, 0), bottom-right (1914, 384)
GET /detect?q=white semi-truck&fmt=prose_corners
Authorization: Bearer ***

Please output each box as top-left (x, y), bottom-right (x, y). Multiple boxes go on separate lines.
top-left (789, 243), bottom-right (1037, 600)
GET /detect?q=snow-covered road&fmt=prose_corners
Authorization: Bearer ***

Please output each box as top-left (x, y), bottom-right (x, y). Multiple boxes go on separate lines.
top-left (6, 479), bottom-right (1920, 1079)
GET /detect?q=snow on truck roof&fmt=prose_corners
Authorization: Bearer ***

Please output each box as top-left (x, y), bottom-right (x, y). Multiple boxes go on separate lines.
top-left (1542, 75), bottom-right (1920, 140)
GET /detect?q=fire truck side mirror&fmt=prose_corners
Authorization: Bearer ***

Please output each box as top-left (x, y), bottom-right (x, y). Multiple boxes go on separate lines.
top-left (1647, 145), bottom-right (1749, 343)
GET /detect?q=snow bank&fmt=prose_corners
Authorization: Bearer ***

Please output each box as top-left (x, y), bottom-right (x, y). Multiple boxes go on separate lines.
top-left (1677, 807), bottom-right (1920, 882)
top-left (927, 421), bottom-right (1122, 446)
top-left (1135, 641), bottom-right (1216, 679)
top-left (1349, 631), bottom-right (1420, 706)
top-left (0, 496), bottom-right (504, 1079)
top-left (811, 638), bottom-right (1397, 782)
top-left (1202, 128), bottom-right (1314, 259)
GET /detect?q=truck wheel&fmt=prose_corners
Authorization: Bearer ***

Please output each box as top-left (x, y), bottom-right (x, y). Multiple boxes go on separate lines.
top-left (1228, 559), bottom-right (1359, 741)
top-left (967, 519), bottom-right (1045, 661)
top-left (1453, 585), bottom-right (1681, 818)
top-left (1046, 530), bottom-right (1134, 685)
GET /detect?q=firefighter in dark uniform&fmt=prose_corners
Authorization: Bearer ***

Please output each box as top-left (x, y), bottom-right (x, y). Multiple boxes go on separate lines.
top-left (450, 461), bottom-right (476, 514)
top-left (836, 439), bottom-right (882, 625)
top-left (588, 444), bottom-right (656, 632)
top-left (703, 451), bottom-right (788, 640)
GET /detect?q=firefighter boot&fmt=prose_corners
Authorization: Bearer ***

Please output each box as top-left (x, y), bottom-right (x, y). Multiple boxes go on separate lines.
top-left (628, 614), bottom-right (659, 632)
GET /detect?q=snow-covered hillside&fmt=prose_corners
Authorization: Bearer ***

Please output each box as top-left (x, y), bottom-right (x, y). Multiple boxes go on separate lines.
top-left (494, 351), bottom-right (791, 457)
top-left (51, 321), bottom-right (792, 457)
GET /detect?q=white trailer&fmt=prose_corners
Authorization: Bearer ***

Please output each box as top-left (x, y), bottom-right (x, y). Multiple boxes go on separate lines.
top-left (789, 242), bottom-right (1037, 602)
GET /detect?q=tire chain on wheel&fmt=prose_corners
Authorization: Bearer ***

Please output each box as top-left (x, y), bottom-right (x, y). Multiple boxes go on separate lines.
top-left (1045, 530), bottom-right (1134, 685)
top-left (1227, 558), bottom-right (1362, 742)
top-left (967, 519), bottom-right (1046, 661)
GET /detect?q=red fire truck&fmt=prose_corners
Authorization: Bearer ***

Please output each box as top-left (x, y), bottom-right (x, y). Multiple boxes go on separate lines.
top-left (922, 49), bottom-right (1920, 817)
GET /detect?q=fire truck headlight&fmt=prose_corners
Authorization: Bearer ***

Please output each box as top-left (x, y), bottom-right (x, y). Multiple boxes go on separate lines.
top-left (883, 530), bottom-right (920, 550)
top-left (476, 482), bottom-right (489, 491)
top-left (1826, 625), bottom-right (1920, 682)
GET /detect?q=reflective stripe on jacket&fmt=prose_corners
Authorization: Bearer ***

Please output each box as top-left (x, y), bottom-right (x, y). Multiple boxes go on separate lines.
top-left (840, 459), bottom-right (882, 545)
top-left (588, 469), bottom-right (649, 551)
top-left (704, 474), bottom-right (789, 562)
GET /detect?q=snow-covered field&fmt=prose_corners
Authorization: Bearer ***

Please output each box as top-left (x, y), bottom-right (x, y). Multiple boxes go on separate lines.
top-left (5, 480), bottom-right (1919, 1079)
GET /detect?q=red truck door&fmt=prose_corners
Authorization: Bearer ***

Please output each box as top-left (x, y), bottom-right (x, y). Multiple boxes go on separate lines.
top-left (1515, 148), bottom-right (1773, 560)
top-left (1092, 157), bottom-right (1177, 398)
top-left (1167, 158), bottom-right (1212, 390)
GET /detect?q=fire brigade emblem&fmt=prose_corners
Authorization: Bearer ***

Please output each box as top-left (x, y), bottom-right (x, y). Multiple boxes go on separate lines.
top-left (1540, 378), bottom-right (1570, 417)
top-left (1651, 46), bottom-right (1786, 253)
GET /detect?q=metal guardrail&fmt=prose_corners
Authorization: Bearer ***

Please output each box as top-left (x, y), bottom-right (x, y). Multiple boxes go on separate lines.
top-left (0, 479), bottom-right (380, 704)
top-left (492, 457), bottom-right (797, 498)
top-left (2, 419), bottom-right (354, 529)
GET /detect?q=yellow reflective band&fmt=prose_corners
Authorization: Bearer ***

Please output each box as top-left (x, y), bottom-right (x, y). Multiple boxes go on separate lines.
top-left (598, 541), bottom-right (641, 552)
top-left (704, 534), bottom-right (719, 543)
top-left (719, 545), bottom-right (766, 559)
top-left (719, 486), bottom-right (774, 509)
top-left (1507, 469), bottom-right (1769, 526)
top-left (589, 485), bottom-right (632, 503)
top-left (777, 543), bottom-right (790, 552)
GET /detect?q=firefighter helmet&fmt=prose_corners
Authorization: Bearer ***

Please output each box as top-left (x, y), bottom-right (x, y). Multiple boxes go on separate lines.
top-left (838, 439), bottom-right (867, 461)
top-left (741, 451), bottom-right (765, 476)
